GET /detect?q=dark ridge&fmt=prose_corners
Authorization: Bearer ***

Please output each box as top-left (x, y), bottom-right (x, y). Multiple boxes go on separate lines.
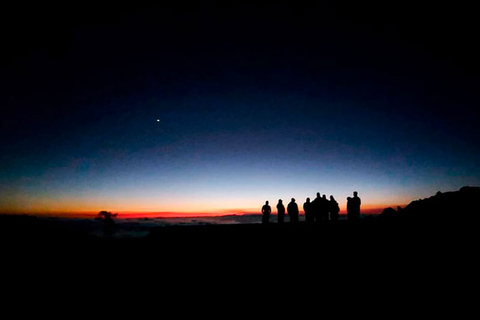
top-left (379, 186), bottom-right (480, 222)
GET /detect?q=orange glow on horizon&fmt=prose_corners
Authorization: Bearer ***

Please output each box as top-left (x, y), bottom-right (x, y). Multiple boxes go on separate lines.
top-left (1, 203), bottom-right (398, 219)
top-left (1, 186), bottom-right (411, 218)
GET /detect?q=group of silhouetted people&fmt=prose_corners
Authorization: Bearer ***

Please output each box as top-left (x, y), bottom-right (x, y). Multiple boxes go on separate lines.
top-left (346, 191), bottom-right (361, 221)
top-left (261, 191), bottom-right (361, 224)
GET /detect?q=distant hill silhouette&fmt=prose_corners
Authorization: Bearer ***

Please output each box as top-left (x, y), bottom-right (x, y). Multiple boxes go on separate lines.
top-left (380, 186), bottom-right (480, 222)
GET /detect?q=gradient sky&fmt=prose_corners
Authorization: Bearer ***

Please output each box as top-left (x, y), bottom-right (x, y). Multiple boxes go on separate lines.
top-left (1, 2), bottom-right (479, 216)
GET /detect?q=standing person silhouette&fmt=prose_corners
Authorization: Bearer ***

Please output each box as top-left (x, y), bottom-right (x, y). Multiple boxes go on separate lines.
top-left (329, 195), bottom-right (340, 221)
top-left (303, 197), bottom-right (313, 223)
top-left (352, 191), bottom-right (361, 220)
top-left (346, 197), bottom-right (353, 220)
top-left (276, 199), bottom-right (285, 224)
top-left (287, 198), bottom-right (299, 223)
top-left (320, 194), bottom-right (330, 221)
top-left (262, 201), bottom-right (272, 224)
top-left (311, 192), bottom-right (322, 223)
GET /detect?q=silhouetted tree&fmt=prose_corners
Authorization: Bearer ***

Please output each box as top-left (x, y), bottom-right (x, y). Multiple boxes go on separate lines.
top-left (97, 210), bottom-right (118, 236)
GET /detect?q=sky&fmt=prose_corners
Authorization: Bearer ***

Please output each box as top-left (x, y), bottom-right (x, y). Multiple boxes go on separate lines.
top-left (1, 1), bottom-right (479, 217)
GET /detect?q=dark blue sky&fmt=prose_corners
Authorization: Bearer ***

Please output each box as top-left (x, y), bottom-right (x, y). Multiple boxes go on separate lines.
top-left (1, 2), bottom-right (479, 214)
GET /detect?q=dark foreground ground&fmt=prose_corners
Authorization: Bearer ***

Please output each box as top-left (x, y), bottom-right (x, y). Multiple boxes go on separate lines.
top-left (4, 186), bottom-right (478, 309)
top-left (2, 214), bottom-right (476, 266)
top-left (2, 214), bottom-right (478, 311)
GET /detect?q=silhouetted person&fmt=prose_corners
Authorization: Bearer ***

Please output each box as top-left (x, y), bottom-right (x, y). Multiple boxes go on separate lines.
top-left (276, 199), bottom-right (285, 224)
top-left (303, 197), bottom-right (313, 223)
top-left (262, 201), bottom-right (272, 224)
top-left (347, 192), bottom-right (361, 221)
top-left (351, 191), bottom-right (361, 220)
top-left (346, 197), bottom-right (353, 220)
top-left (311, 192), bottom-right (322, 223)
top-left (330, 195), bottom-right (340, 221)
top-left (287, 198), bottom-right (299, 223)
top-left (320, 194), bottom-right (330, 221)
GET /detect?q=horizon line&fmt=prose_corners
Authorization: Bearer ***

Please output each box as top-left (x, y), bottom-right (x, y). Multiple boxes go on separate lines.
top-left (1, 207), bottom-right (387, 219)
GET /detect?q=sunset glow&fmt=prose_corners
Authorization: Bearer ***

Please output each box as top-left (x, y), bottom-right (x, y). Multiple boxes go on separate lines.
top-left (1, 3), bottom-right (479, 220)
